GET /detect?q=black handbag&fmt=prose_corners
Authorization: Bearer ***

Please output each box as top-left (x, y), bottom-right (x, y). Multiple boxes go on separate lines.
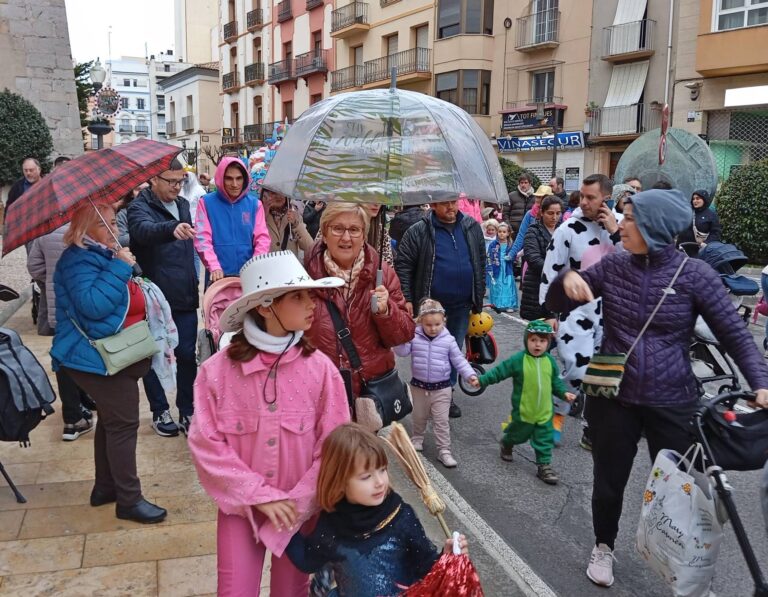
top-left (326, 301), bottom-right (412, 431)
top-left (702, 408), bottom-right (768, 471)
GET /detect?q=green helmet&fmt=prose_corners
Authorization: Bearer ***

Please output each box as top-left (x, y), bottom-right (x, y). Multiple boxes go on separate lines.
top-left (526, 319), bottom-right (554, 336)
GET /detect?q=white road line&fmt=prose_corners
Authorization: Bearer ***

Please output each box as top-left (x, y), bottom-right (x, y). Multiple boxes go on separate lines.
top-left (500, 311), bottom-right (529, 326)
top-left (419, 456), bottom-right (558, 597)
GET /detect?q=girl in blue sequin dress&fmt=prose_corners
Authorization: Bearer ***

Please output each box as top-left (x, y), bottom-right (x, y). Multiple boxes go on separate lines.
top-left (487, 222), bottom-right (519, 312)
top-left (286, 423), bottom-right (467, 596)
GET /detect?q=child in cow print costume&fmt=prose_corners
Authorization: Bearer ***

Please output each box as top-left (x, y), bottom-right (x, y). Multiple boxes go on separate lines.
top-left (538, 174), bottom-right (621, 448)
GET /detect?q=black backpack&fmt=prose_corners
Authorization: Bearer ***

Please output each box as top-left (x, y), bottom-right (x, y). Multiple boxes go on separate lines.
top-left (0, 327), bottom-right (56, 445)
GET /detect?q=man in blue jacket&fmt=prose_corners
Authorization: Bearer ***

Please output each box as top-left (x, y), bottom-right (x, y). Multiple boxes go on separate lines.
top-left (395, 197), bottom-right (486, 418)
top-left (127, 159), bottom-right (198, 437)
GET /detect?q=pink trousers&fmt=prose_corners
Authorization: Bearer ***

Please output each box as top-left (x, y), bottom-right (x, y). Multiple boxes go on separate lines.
top-left (410, 386), bottom-right (452, 453)
top-left (217, 510), bottom-right (309, 597)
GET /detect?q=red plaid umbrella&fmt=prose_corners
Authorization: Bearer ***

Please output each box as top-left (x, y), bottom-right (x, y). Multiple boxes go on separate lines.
top-left (3, 139), bottom-right (182, 255)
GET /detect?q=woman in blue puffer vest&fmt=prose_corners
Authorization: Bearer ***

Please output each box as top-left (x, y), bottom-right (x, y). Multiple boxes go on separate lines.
top-left (51, 203), bottom-right (167, 525)
top-left (546, 188), bottom-right (768, 589)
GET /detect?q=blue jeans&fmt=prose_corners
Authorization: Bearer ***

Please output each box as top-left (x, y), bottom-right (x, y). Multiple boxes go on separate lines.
top-left (142, 309), bottom-right (198, 417)
top-left (443, 304), bottom-right (471, 387)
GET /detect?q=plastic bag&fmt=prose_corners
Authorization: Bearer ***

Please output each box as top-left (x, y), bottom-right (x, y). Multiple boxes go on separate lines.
top-left (636, 446), bottom-right (723, 597)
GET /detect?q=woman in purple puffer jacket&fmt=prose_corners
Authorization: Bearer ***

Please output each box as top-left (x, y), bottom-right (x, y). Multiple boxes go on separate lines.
top-left (395, 298), bottom-right (478, 469)
top-left (546, 188), bottom-right (768, 589)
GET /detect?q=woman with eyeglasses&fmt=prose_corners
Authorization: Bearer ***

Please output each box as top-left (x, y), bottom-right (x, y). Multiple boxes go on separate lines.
top-left (304, 202), bottom-right (415, 422)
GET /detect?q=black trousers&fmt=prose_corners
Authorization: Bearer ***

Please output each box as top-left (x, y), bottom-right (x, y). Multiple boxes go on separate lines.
top-left (585, 397), bottom-right (698, 549)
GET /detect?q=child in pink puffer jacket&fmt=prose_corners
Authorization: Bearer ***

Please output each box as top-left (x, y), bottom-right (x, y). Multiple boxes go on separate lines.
top-left (394, 298), bottom-right (478, 468)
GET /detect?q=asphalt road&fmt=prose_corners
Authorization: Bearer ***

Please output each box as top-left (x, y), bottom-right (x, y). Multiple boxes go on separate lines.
top-left (396, 311), bottom-right (768, 597)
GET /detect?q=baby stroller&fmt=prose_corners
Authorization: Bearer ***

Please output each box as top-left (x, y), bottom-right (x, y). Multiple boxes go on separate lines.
top-left (693, 390), bottom-right (768, 596)
top-left (685, 242), bottom-right (760, 398)
top-left (197, 277), bottom-right (242, 364)
top-left (458, 310), bottom-right (499, 397)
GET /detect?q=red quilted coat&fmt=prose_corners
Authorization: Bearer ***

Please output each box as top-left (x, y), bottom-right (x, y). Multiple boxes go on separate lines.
top-left (305, 241), bottom-right (415, 398)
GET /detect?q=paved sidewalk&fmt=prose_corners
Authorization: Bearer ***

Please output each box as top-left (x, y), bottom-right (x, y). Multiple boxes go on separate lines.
top-left (0, 302), bottom-right (532, 596)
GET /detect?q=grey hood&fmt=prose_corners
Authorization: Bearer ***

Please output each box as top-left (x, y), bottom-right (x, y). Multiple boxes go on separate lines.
top-left (626, 189), bottom-right (692, 252)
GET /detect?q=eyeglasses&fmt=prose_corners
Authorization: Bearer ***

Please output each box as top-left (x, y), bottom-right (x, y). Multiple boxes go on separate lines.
top-left (157, 175), bottom-right (186, 188)
top-left (328, 224), bottom-right (364, 238)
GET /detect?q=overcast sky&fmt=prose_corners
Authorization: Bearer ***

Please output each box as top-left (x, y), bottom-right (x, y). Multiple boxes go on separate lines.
top-left (65, 0), bottom-right (175, 64)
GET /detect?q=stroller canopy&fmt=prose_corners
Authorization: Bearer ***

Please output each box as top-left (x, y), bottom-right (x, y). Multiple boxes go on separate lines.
top-left (698, 242), bottom-right (748, 275)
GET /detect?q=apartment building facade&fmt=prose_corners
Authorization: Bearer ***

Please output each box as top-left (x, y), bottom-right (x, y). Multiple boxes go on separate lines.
top-left (673, 0), bottom-right (768, 182)
top-left (584, 0), bottom-right (674, 178)
top-left (330, 1), bottom-right (433, 97)
top-left (175, 0), bottom-right (220, 64)
top-left (148, 51), bottom-right (193, 142)
top-left (490, 1), bottom-right (592, 185)
top-left (268, 0), bottom-right (334, 125)
top-left (109, 57), bottom-right (154, 145)
top-left (161, 63), bottom-right (222, 176)
top-left (219, 0), bottom-right (274, 149)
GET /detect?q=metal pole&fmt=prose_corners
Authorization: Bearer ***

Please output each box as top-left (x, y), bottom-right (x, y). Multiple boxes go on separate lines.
top-left (551, 106), bottom-right (559, 178)
top-left (195, 141), bottom-right (199, 174)
top-left (664, 0), bottom-right (675, 105)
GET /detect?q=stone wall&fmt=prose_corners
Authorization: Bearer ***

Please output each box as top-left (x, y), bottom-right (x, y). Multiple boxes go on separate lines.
top-left (0, 0), bottom-right (84, 159)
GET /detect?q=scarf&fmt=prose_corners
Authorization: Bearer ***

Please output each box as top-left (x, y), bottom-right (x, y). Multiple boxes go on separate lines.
top-left (326, 490), bottom-right (403, 539)
top-left (518, 184), bottom-right (533, 197)
top-left (242, 314), bottom-right (303, 354)
top-left (323, 249), bottom-right (366, 293)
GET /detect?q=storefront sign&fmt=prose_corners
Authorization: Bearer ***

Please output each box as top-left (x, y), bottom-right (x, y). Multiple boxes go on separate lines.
top-left (501, 108), bottom-right (565, 132)
top-left (497, 131), bottom-right (585, 153)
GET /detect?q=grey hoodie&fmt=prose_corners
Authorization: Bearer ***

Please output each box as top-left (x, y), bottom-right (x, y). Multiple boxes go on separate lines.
top-left (626, 189), bottom-right (692, 252)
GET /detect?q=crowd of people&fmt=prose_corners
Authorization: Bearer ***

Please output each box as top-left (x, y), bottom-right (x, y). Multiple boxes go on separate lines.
top-left (6, 151), bottom-right (768, 595)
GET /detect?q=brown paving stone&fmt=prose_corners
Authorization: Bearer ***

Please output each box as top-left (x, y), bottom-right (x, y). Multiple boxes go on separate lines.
top-left (139, 470), bottom-right (207, 499)
top-left (157, 554), bottom-right (217, 596)
top-left (0, 462), bottom-right (40, 486)
top-left (0, 437), bottom-right (94, 464)
top-left (0, 535), bottom-right (84, 575)
top-left (82, 521), bottom-right (216, 567)
top-left (19, 495), bottom-right (217, 540)
top-left (0, 479), bottom-right (92, 512)
top-left (0, 561), bottom-right (156, 596)
top-left (0, 510), bottom-right (25, 541)
top-left (35, 457), bottom-right (95, 484)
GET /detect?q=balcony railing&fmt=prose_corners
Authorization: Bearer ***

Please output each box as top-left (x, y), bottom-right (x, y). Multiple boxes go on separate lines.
top-left (223, 20), bottom-right (237, 42)
top-left (365, 47), bottom-right (431, 84)
top-left (222, 129), bottom-right (242, 146)
top-left (245, 63), bottom-right (265, 85)
top-left (515, 9), bottom-right (560, 50)
top-left (223, 71), bottom-right (239, 91)
top-left (331, 65), bottom-right (365, 92)
top-left (247, 8), bottom-right (264, 30)
top-left (244, 122), bottom-right (278, 142)
top-left (306, 0), bottom-right (324, 8)
top-left (602, 19), bottom-right (656, 60)
top-left (118, 124), bottom-right (133, 133)
top-left (587, 103), bottom-right (661, 138)
top-left (296, 49), bottom-right (329, 77)
top-left (135, 124), bottom-right (150, 135)
top-left (277, 0), bottom-right (292, 22)
top-left (268, 58), bottom-right (296, 84)
top-left (157, 102), bottom-right (166, 112)
top-left (332, 2), bottom-right (368, 32)
top-left (380, 0), bottom-right (400, 6)
top-left (166, 121), bottom-right (176, 136)
top-left (182, 115), bottom-right (194, 131)
top-left (504, 96), bottom-right (563, 110)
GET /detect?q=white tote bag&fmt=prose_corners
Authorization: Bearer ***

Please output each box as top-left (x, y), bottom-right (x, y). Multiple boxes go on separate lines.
top-left (636, 445), bottom-right (724, 597)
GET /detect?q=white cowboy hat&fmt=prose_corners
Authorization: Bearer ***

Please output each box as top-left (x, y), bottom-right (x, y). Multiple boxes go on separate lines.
top-left (219, 251), bottom-right (344, 332)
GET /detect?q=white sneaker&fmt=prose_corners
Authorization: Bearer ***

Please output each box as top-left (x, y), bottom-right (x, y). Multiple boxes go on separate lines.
top-left (437, 451), bottom-right (457, 468)
top-left (586, 544), bottom-right (616, 587)
top-left (412, 439), bottom-right (423, 452)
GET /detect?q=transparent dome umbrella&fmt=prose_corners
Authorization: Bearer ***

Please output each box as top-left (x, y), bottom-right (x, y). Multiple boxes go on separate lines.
top-left (262, 84), bottom-right (508, 208)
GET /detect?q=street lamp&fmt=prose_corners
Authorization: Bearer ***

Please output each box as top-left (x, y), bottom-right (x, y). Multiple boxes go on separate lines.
top-left (89, 58), bottom-right (107, 92)
top-left (87, 58), bottom-right (112, 150)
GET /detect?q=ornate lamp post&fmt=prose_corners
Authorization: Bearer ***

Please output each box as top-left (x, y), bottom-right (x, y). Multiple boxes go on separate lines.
top-left (87, 58), bottom-right (114, 150)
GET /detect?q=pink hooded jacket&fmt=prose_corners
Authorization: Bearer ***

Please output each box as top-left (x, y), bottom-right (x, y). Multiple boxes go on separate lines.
top-left (194, 156), bottom-right (271, 274)
top-left (457, 193), bottom-right (483, 224)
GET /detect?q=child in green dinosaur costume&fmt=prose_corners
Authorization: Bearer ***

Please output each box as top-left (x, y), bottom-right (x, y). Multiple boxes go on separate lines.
top-left (473, 319), bottom-right (575, 485)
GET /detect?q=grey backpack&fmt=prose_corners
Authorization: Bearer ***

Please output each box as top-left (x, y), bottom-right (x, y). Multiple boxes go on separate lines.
top-left (0, 327), bottom-right (56, 445)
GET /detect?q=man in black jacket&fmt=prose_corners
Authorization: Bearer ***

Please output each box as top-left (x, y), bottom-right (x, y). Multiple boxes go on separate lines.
top-left (6, 157), bottom-right (42, 209)
top-left (127, 159), bottom-right (198, 437)
top-left (503, 172), bottom-right (535, 234)
top-left (395, 199), bottom-right (486, 418)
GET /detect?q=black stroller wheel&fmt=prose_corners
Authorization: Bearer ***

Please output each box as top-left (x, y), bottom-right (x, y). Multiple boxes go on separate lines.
top-left (459, 364), bottom-right (485, 396)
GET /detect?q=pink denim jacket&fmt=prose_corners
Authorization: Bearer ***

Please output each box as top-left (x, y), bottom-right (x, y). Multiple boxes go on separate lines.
top-left (189, 345), bottom-right (350, 556)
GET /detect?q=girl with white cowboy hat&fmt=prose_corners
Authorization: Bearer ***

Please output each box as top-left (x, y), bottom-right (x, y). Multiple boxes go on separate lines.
top-left (187, 251), bottom-right (352, 596)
